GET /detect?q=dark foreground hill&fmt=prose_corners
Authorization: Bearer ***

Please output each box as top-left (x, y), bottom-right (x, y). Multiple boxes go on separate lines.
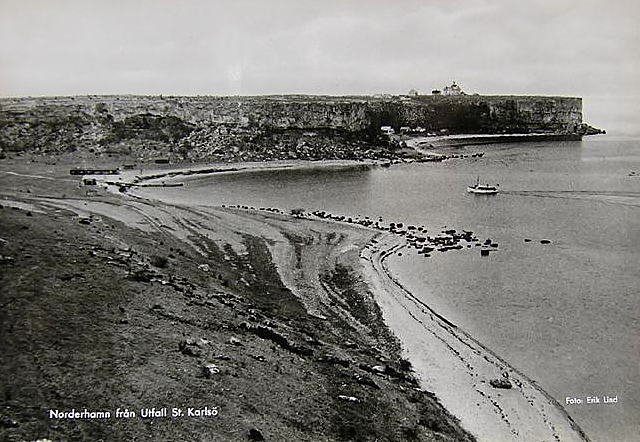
top-left (0, 165), bottom-right (475, 442)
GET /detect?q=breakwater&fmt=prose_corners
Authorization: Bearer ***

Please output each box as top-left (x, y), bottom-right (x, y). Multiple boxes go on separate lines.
top-left (0, 94), bottom-right (590, 161)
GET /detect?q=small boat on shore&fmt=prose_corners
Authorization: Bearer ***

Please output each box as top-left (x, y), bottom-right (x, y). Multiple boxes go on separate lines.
top-left (467, 177), bottom-right (498, 194)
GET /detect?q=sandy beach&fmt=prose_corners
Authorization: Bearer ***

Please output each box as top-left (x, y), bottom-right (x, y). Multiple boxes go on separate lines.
top-left (361, 236), bottom-right (589, 441)
top-left (0, 158), bottom-right (590, 441)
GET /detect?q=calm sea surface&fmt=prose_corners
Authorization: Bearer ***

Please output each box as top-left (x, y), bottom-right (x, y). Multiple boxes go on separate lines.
top-left (136, 137), bottom-right (640, 442)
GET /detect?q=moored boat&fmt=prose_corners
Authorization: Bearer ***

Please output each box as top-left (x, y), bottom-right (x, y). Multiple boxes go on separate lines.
top-left (467, 177), bottom-right (498, 194)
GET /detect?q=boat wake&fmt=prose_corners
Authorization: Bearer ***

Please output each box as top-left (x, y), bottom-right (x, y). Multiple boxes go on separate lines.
top-left (500, 190), bottom-right (640, 207)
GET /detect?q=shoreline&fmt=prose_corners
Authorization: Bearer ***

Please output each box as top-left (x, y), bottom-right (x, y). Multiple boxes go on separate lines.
top-left (361, 235), bottom-right (589, 441)
top-left (92, 159), bottom-right (590, 440)
top-left (0, 172), bottom-right (476, 441)
top-left (0, 157), bottom-right (590, 441)
top-left (92, 159), bottom-right (380, 192)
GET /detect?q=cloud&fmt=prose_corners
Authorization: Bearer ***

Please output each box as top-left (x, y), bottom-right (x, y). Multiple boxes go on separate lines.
top-left (0, 0), bottom-right (638, 132)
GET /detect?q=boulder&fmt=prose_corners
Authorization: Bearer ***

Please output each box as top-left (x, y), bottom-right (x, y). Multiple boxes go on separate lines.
top-left (337, 395), bottom-right (361, 403)
top-left (202, 363), bottom-right (220, 379)
top-left (248, 428), bottom-right (265, 441)
top-left (179, 339), bottom-right (203, 357)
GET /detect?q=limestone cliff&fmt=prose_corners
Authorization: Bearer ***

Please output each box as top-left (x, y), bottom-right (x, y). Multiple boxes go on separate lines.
top-left (0, 94), bottom-right (586, 161)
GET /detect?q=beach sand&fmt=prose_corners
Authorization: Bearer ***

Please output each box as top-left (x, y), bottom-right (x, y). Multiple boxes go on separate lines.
top-left (361, 235), bottom-right (589, 442)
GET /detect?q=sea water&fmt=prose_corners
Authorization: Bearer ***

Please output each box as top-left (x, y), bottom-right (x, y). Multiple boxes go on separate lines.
top-left (135, 137), bottom-right (640, 442)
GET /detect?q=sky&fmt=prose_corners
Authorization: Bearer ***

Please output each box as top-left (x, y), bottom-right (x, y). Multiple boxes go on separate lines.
top-left (0, 0), bottom-right (638, 134)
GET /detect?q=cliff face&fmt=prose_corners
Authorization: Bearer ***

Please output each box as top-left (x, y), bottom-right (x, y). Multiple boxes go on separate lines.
top-left (397, 95), bottom-right (582, 134)
top-left (0, 94), bottom-right (583, 161)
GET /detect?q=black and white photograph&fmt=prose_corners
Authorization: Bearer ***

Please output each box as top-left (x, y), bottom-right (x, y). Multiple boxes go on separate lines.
top-left (1, 1), bottom-right (638, 441)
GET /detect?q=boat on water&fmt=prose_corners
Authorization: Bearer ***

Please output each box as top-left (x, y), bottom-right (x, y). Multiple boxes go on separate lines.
top-left (467, 177), bottom-right (499, 194)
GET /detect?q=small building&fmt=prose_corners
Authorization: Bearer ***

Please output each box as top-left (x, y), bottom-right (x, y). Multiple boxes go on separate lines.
top-left (83, 178), bottom-right (97, 186)
top-left (443, 81), bottom-right (465, 96)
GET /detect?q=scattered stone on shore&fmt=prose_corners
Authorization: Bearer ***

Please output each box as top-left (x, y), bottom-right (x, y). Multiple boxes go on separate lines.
top-left (229, 336), bottom-right (242, 346)
top-left (358, 363), bottom-right (404, 379)
top-left (490, 378), bottom-right (513, 389)
top-left (239, 322), bottom-right (313, 356)
top-left (179, 338), bottom-right (204, 357)
top-left (337, 395), bottom-right (362, 403)
top-left (129, 269), bottom-right (155, 282)
top-left (202, 362), bottom-right (221, 378)
top-left (354, 373), bottom-right (380, 389)
top-left (317, 354), bottom-right (350, 367)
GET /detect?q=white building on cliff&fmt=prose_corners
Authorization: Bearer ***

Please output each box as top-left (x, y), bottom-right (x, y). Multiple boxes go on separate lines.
top-left (443, 81), bottom-right (465, 96)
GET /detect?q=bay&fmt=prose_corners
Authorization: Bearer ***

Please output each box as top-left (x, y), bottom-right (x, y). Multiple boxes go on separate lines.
top-left (136, 137), bottom-right (640, 442)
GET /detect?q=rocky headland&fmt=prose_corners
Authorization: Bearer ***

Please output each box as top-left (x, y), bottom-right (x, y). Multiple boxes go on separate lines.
top-left (0, 94), bottom-right (603, 164)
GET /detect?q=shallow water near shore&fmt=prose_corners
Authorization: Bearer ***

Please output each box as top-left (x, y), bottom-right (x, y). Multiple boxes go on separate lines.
top-left (135, 137), bottom-right (640, 442)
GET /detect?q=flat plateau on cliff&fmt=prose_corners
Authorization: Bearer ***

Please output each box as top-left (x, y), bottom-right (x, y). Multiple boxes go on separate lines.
top-left (1, 93), bottom-right (596, 166)
top-left (0, 160), bottom-right (475, 442)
